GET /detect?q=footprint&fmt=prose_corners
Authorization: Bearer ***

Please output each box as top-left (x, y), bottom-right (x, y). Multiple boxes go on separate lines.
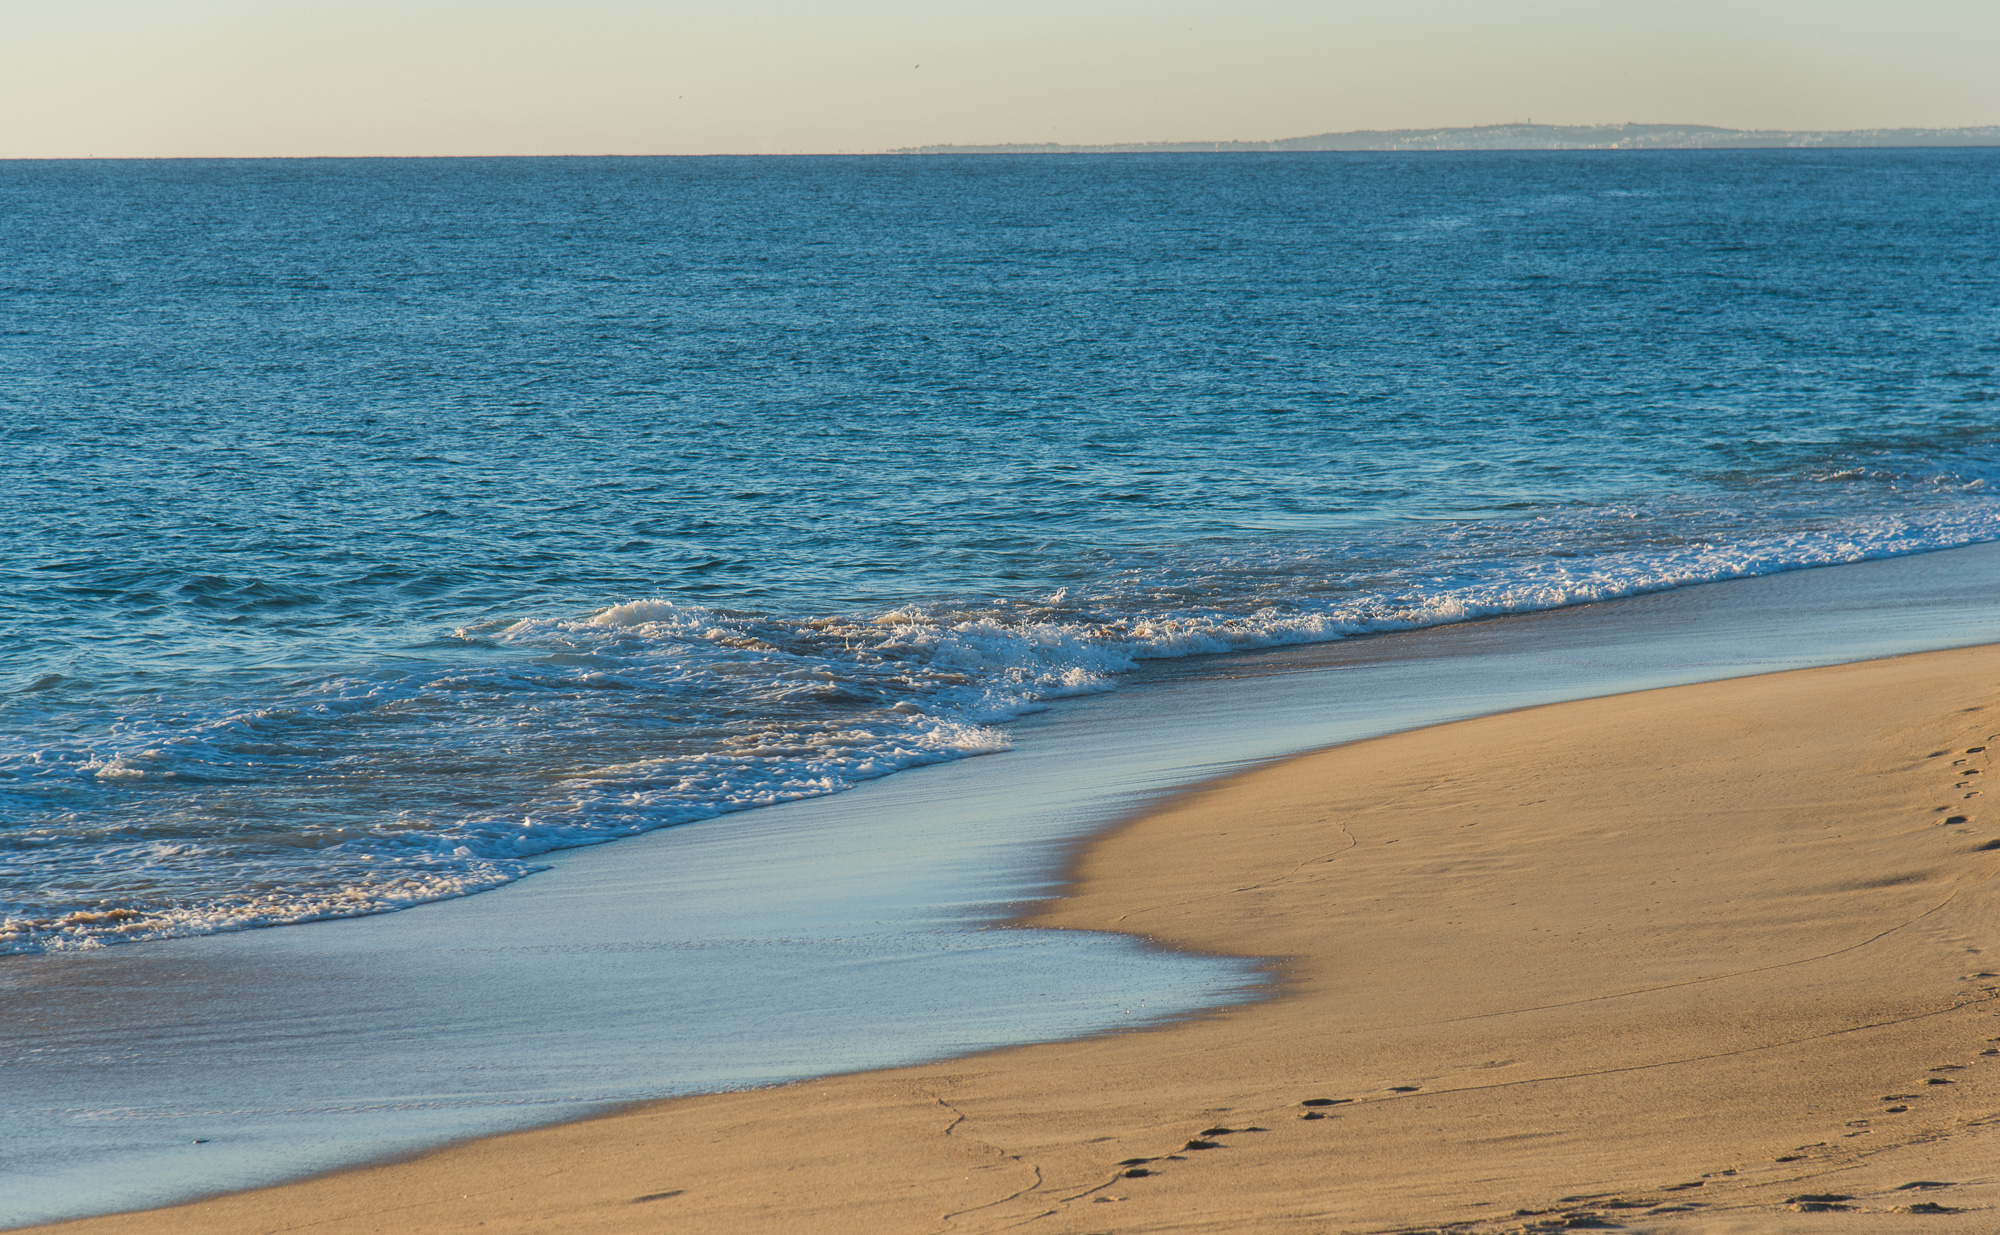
top-left (1944, 815), bottom-right (1970, 824)
top-left (1116, 1158), bottom-right (1154, 1167)
top-left (1387, 1085), bottom-right (1421, 1093)
top-left (1886, 1105), bottom-right (1911, 1113)
top-left (1968, 746), bottom-right (1988, 753)
top-left (1299, 1097), bottom-right (1351, 1107)
top-left (1896, 1182), bottom-right (1955, 1191)
top-left (1182, 1140), bottom-right (1221, 1151)
top-left (1929, 1065), bottom-right (1965, 1072)
top-left (1972, 840), bottom-right (2000, 851)
top-left (1299, 1111), bottom-right (1326, 1120)
top-left (1904, 1201), bottom-right (1963, 1214)
top-left (631, 1191), bottom-right (684, 1203)
top-left (1925, 1077), bottom-right (1955, 1085)
top-left (1121, 1167), bottom-right (1152, 1178)
top-left (1197, 1127), bottom-right (1235, 1136)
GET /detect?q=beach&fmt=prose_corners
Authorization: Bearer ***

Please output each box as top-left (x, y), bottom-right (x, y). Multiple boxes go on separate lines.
top-left (8, 152), bottom-right (2000, 1231)
top-left (22, 641), bottom-right (2000, 1233)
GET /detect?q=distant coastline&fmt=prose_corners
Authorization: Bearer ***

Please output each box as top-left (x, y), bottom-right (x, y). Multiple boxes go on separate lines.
top-left (897, 121), bottom-right (2000, 154)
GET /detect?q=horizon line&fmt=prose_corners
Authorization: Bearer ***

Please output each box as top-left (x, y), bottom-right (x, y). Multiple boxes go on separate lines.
top-left (9, 121), bottom-right (2000, 162)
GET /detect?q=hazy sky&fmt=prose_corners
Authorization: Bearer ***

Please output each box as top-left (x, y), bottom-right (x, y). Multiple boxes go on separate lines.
top-left (3, 0), bottom-right (1996, 157)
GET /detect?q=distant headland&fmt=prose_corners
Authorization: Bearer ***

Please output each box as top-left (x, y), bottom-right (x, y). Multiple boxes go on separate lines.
top-left (896, 122), bottom-right (2000, 154)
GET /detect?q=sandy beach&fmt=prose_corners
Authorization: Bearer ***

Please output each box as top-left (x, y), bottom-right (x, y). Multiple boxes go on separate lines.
top-left (23, 642), bottom-right (2000, 1234)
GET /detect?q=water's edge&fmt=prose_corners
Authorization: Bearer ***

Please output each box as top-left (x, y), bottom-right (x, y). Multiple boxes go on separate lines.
top-left (8, 542), bottom-right (2000, 1226)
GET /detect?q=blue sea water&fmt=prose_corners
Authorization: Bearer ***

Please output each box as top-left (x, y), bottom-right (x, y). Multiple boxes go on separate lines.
top-left (2, 149), bottom-right (1998, 953)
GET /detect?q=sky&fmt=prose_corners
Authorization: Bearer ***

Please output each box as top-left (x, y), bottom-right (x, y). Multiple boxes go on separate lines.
top-left (2, 0), bottom-right (1996, 158)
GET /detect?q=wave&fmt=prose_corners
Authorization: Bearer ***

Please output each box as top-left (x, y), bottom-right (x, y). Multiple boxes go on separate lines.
top-left (7, 454), bottom-right (2000, 953)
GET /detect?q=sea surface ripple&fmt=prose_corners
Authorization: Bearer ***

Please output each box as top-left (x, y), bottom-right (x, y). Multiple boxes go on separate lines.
top-left (2, 150), bottom-right (1997, 950)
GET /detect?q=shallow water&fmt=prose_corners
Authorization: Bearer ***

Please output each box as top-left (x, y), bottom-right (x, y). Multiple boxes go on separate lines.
top-left (7, 541), bottom-right (2000, 1224)
top-left (4, 150), bottom-right (2000, 951)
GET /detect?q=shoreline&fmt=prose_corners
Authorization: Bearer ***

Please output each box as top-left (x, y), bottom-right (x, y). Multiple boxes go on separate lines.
top-left (24, 643), bottom-right (2000, 1233)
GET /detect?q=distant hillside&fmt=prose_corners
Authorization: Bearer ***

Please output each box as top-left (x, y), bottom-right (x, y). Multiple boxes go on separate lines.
top-left (897, 123), bottom-right (2000, 155)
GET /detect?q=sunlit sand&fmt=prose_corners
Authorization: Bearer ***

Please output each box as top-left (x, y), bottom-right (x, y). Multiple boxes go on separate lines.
top-left (27, 643), bottom-right (2000, 1233)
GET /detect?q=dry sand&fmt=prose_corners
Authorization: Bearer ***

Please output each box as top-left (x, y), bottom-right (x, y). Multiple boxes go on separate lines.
top-left (22, 645), bottom-right (2000, 1234)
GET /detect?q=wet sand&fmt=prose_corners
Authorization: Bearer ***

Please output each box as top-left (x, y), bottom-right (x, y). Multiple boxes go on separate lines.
top-left (23, 642), bottom-right (2000, 1233)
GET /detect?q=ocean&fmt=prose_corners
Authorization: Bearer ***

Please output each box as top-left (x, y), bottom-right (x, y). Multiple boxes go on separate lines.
top-left (9, 146), bottom-right (2000, 1222)
top-left (3, 148), bottom-right (1998, 954)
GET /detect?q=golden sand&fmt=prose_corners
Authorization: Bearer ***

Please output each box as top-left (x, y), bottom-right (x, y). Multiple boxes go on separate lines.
top-left (24, 646), bottom-right (2000, 1233)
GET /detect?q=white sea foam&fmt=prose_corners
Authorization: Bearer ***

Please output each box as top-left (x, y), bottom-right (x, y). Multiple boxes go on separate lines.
top-left (8, 477), bottom-right (2000, 953)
